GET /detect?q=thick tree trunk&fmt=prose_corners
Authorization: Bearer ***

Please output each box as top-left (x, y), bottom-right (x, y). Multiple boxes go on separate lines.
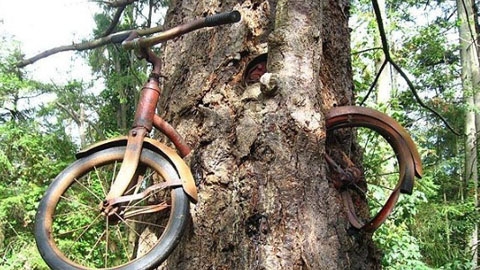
top-left (156, 0), bottom-right (379, 268)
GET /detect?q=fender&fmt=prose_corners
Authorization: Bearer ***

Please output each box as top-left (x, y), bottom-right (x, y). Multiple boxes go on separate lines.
top-left (77, 136), bottom-right (198, 203)
top-left (326, 106), bottom-right (422, 195)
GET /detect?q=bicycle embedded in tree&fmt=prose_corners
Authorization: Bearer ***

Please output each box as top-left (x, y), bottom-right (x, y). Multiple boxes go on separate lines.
top-left (34, 10), bottom-right (422, 270)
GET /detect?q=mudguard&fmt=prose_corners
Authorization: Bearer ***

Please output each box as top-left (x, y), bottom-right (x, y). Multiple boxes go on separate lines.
top-left (77, 136), bottom-right (198, 203)
top-left (326, 106), bottom-right (422, 195)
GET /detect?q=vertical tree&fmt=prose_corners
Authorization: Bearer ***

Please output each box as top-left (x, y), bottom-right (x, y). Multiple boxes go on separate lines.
top-left (457, 0), bottom-right (479, 267)
top-left (155, 0), bottom-right (379, 268)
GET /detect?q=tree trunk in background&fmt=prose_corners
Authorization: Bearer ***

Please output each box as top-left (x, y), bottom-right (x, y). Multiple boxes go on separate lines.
top-left (155, 0), bottom-right (379, 268)
top-left (457, 0), bottom-right (479, 267)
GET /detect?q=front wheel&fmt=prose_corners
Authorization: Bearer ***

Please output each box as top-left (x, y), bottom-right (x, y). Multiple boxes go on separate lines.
top-left (35, 146), bottom-right (190, 269)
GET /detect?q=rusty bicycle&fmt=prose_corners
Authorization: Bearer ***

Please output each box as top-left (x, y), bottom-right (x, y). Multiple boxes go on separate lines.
top-left (34, 10), bottom-right (422, 270)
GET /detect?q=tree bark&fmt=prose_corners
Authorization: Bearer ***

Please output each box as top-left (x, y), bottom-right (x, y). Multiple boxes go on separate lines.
top-left (457, 0), bottom-right (479, 267)
top-left (156, 0), bottom-right (379, 268)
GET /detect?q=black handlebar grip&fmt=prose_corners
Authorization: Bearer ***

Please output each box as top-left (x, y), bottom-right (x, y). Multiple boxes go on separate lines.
top-left (205, 10), bottom-right (241, 27)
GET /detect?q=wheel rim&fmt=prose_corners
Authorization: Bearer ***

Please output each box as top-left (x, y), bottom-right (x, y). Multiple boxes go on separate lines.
top-left (326, 106), bottom-right (418, 232)
top-left (38, 147), bottom-right (182, 269)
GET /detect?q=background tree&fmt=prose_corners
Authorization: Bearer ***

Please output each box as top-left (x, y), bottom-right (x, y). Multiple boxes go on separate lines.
top-left (0, 38), bottom-right (75, 269)
top-left (457, 0), bottom-right (479, 267)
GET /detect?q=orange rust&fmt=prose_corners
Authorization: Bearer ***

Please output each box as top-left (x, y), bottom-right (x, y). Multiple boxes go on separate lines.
top-left (153, 115), bottom-right (191, 158)
top-left (326, 106), bottom-right (422, 232)
top-left (105, 127), bottom-right (148, 201)
top-left (77, 136), bottom-right (198, 203)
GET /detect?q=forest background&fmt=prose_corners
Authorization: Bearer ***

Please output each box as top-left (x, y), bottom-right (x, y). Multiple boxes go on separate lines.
top-left (0, 0), bottom-right (479, 269)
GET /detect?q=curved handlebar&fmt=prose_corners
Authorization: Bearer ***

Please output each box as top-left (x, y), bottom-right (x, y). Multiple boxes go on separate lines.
top-left (121, 10), bottom-right (241, 50)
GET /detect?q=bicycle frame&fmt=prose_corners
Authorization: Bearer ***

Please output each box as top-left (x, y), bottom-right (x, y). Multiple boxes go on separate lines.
top-left (74, 9), bottom-right (421, 232)
top-left (86, 11), bottom-right (241, 215)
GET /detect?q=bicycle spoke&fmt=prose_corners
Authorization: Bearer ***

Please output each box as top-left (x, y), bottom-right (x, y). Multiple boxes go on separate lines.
top-left (57, 195), bottom-right (98, 212)
top-left (126, 218), bottom-right (168, 229)
top-left (105, 217), bottom-right (109, 268)
top-left (72, 176), bottom-right (103, 203)
top-left (85, 230), bottom-right (107, 266)
top-left (37, 146), bottom-right (188, 268)
top-left (115, 225), bottom-right (133, 261)
top-left (94, 166), bottom-right (108, 197)
top-left (62, 212), bottom-right (104, 254)
top-left (111, 161), bottom-right (119, 189)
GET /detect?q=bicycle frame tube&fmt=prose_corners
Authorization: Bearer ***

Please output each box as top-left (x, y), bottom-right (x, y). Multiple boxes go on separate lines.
top-left (104, 63), bottom-right (193, 207)
top-left (105, 76), bottom-right (162, 202)
top-left (102, 9), bottom-right (238, 207)
top-left (153, 115), bottom-right (191, 157)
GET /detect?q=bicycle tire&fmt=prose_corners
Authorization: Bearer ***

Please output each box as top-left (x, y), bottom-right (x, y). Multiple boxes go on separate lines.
top-left (326, 106), bottom-right (421, 232)
top-left (35, 146), bottom-right (189, 269)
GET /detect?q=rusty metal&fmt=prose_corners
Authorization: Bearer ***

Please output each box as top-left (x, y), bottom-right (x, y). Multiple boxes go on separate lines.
top-left (243, 53), bottom-right (268, 85)
top-left (153, 115), bottom-right (191, 158)
top-left (132, 78), bottom-right (161, 131)
top-left (325, 154), bottom-right (362, 189)
top-left (122, 19), bottom-right (206, 51)
top-left (106, 179), bottom-right (182, 206)
top-left (143, 137), bottom-right (198, 203)
top-left (326, 106), bottom-right (422, 232)
top-left (105, 127), bottom-right (148, 205)
top-left (123, 202), bottom-right (170, 219)
top-left (76, 136), bottom-right (126, 159)
top-left (122, 11), bottom-right (240, 51)
top-left (78, 136), bottom-right (198, 203)
top-left (326, 106), bottom-right (422, 194)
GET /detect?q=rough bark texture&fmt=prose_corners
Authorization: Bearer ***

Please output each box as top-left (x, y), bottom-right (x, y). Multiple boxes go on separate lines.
top-left (156, 0), bottom-right (379, 269)
top-left (457, 0), bottom-right (479, 267)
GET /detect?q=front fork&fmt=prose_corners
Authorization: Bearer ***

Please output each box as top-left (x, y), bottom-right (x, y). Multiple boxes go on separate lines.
top-left (104, 76), bottom-right (161, 202)
top-left (102, 51), bottom-right (192, 214)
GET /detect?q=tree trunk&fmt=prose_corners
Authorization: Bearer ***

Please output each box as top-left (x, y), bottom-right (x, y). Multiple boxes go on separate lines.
top-left (457, 0), bottom-right (479, 267)
top-left (155, 0), bottom-right (379, 268)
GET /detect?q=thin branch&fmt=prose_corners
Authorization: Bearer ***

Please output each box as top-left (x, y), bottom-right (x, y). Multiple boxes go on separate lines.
top-left (16, 24), bottom-right (163, 68)
top-left (370, 0), bottom-right (462, 136)
top-left (90, 0), bottom-right (137, 8)
top-left (360, 59), bottom-right (387, 106)
top-left (101, 5), bottom-right (127, 37)
top-left (55, 101), bottom-right (105, 138)
top-left (351, 46), bottom-right (383, 55)
top-left (55, 101), bottom-right (81, 124)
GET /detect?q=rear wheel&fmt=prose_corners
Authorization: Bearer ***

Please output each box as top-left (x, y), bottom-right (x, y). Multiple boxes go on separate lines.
top-left (325, 106), bottom-right (420, 232)
top-left (35, 146), bottom-right (189, 269)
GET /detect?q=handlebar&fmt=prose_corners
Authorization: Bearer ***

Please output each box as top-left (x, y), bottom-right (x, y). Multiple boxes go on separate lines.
top-left (205, 10), bottom-right (241, 27)
top-left (120, 10), bottom-right (241, 51)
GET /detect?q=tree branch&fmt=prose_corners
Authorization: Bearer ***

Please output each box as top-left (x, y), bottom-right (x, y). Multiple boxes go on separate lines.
top-left (370, 0), bottom-right (462, 136)
top-left (55, 101), bottom-right (105, 139)
top-left (16, 24), bottom-right (163, 68)
top-left (99, 0), bottom-right (138, 37)
top-left (101, 5), bottom-right (127, 37)
top-left (90, 0), bottom-right (137, 8)
top-left (359, 59), bottom-right (387, 106)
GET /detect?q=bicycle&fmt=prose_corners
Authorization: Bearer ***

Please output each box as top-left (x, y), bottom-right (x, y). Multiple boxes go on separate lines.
top-left (34, 10), bottom-right (422, 270)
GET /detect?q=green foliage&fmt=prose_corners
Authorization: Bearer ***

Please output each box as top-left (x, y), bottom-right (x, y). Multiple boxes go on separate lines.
top-left (413, 200), bottom-right (476, 269)
top-left (0, 120), bottom-right (75, 268)
top-left (375, 222), bottom-right (432, 269)
top-left (0, 35), bottom-right (76, 268)
top-left (351, 0), bottom-right (477, 268)
top-left (1, 1), bottom-right (168, 267)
